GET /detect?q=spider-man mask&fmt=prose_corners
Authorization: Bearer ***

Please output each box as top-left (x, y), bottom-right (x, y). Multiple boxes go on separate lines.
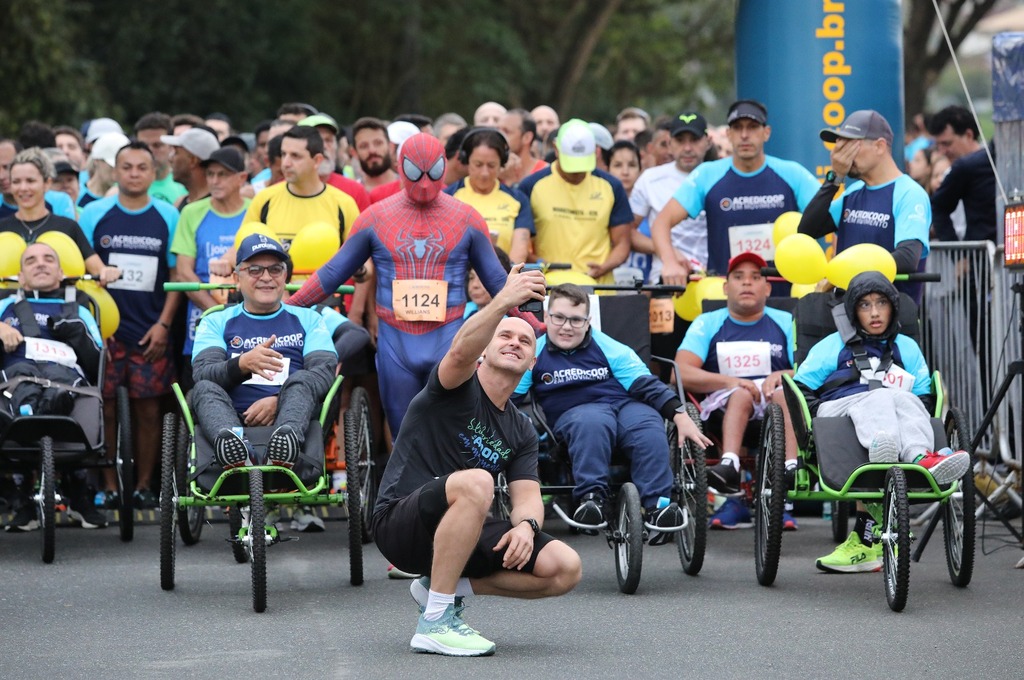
top-left (399, 133), bottom-right (446, 204)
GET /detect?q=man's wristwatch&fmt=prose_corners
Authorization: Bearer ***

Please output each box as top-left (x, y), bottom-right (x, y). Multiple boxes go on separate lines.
top-left (520, 518), bottom-right (540, 535)
top-left (824, 169), bottom-right (842, 187)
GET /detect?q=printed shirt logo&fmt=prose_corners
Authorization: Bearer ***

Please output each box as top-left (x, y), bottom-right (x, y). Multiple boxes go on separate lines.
top-left (457, 417), bottom-right (512, 472)
top-left (842, 208), bottom-right (891, 229)
top-left (233, 332), bottom-right (304, 350)
top-left (539, 366), bottom-right (610, 385)
top-left (229, 336), bottom-right (243, 349)
top-left (719, 194), bottom-right (785, 211)
top-left (99, 233), bottom-right (163, 252)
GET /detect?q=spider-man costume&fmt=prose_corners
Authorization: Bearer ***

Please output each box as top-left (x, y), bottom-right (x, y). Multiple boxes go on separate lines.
top-left (290, 133), bottom-right (540, 432)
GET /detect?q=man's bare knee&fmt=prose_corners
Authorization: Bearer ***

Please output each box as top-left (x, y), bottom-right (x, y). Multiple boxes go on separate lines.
top-left (445, 469), bottom-right (494, 510)
top-left (534, 542), bottom-right (582, 595)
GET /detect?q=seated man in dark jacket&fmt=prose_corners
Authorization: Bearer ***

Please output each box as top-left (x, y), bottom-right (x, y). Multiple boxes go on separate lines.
top-left (190, 234), bottom-right (337, 470)
top-left (0, 242), bottom-right (107, 530)
top-left (514, 283), bottom-right (711, 544)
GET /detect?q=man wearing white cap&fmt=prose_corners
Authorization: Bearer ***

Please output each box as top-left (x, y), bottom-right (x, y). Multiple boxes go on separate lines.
top-left (517, 118), bottom-right (633, 284)
top-left (161, 126), bottom-right (220, 209)
top-left (84, 117), bottom-right (124, 149)
top-left (798, 109), bottom-right (930, 301)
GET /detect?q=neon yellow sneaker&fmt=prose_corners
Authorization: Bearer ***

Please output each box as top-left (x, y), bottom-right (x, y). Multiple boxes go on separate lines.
top-left (815, 531), bottom-right (882, 573)
top-left (411, 604), bottom-right (495, 656)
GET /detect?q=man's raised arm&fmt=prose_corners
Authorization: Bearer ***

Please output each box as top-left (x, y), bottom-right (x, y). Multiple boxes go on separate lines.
top-left (437, 263), bottom-right (545, 390)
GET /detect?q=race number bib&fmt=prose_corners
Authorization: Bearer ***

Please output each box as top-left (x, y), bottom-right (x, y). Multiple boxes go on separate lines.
top-left (716, 340), bottom-right (771, 378)
top-left (393, 279), bottom-right (447, 322)
top-left (24, 337), bottom-right (78, 368)
top-left (881, 363), bottom-right (915, 392)
top-left (728, 223), bottom-right (775, 261)
top-left (233, 353), bottom-right (291, 386)
top-left (107, 253), bottom-right (159, 293)
top-left (649, 298), bottom-right (675, 334)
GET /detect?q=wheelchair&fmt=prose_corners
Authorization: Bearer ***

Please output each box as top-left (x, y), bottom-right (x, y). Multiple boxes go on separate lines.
top-left (158, 282), bottom-right (372, 613)
top-left (0, 281), bottom-right (135, 563)
top-left (755, 286), bottom-right (975, 612)
top-left (502, 292), bottom-right (708, 594)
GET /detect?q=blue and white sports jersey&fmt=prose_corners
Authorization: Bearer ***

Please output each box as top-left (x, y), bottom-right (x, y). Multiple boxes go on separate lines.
top-left (0, 296), bottom-right (102, 373)
top-left (0, 191), bottom-right (77, 221)
top-left (192, 303), bottom-right (336, 412)
top-left (673, 156), bottom-right (819, 275)
top-left (678, 307), bottom-right (794, 378)
top-left (794, 331), bottom-right (931, 402)
top-left (79, 196), bottom-right (179, 346)
top-left (514, 328), bottom-right (677, 426)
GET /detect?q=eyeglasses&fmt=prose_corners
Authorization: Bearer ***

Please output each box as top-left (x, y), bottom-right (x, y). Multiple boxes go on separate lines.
top-left (402, 156), bottom-right (445, 182)
top-left (547, 312), bottom-right (589, 329)
top-left (237, 263), bottom-right (287, 278)
top-left (856, 298), bottom-right (891, 311)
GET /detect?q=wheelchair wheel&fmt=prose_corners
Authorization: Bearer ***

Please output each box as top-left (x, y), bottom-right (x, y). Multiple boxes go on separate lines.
top-left (345, 386), bottom-right (375, 545)
top-left (614, 482), bottom-right (644, 594)
top-left (672, 403), bottom-right (707, 576)
top-left (754, 403), bottom-right (786, 586)
top-left (159, 413), bottom-right (177, 591)
top-left (175, 413), bottom-right (203, 546)
top-left (942, 407), bottom-right (975, 587)
top-left (831, 501), bottom-right (852, 543)
top-left (229, 506), bottom-right (248, 564)
top-left (248, 469), bottom-right (267, 613)
top-left (39, 436), bottom-right (56, 564)
top-left (493, 472), bottom-right (512, 521)
top-left (115, 386), bottom-right (135, 542)
top-left (882, 466), bottom-right (910, 612)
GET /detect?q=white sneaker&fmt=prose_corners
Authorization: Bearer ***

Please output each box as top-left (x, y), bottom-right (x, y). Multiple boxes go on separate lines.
top-left (290, 506), bottom-right (325, 532)
top-left (868, 431), bottom-right (900, 464)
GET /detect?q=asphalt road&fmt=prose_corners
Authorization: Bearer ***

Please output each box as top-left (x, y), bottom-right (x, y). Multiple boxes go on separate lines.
top-left (2, 513), bottom-right (1023, 679)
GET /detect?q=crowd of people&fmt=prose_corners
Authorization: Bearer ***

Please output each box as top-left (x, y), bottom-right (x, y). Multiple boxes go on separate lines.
top-left (0, 97), bottom-right (988, 655)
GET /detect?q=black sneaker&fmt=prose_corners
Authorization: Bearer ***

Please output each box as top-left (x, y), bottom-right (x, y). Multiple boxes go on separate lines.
top-left (133, 489), bottom-right (159, 509)
top-left (215, 428), bottom-right (250, 469)
top-left (573, 492), bottom-right (606, 532)
top-left (707, 462), bottom-right (740, 494)
top-left (267, 425), bottom-right (300, 468)
top-left (646, 502), bottom-right (685, 546)
top-left (67, 505), bottom-right (109, 529)
top-left (784, 465), bottom-right (796, 490)
top-left (4, 504), bottom-right (39, 532)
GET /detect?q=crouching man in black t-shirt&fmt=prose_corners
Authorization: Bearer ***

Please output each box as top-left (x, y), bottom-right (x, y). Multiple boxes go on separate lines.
top-left (372, 263), bottom-right (582, 657)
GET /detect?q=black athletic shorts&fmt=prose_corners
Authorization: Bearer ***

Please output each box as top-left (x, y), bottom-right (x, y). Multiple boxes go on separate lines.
top-left (372, 474), bottom-right (555, 579)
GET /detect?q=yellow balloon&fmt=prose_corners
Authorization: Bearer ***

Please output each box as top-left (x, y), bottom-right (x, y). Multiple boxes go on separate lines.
top-left (775, 233), bottom-right (827, 285)
top-left (290, 221), bottom-right (341, 272)
top-left (772, 211), bottom-right (802, 246)
top-left (232, 221), bottom-right (279, 254)
top-left (545, 270), bottom-right (597, 288)
top-left (698, 276), bottom-right (727, 303)
top-left (673, 282), bottom-right (700, 321)
top-left (790, 282), bottom-right (818, 299)
top-left (76, 280), bottom-right (120, 339)
top-left (36, 231), bottom-right (85, 277)
top-left (0, 233), bottom-right (27, 277)
top-left (826, 243), bottom-right (897, 290)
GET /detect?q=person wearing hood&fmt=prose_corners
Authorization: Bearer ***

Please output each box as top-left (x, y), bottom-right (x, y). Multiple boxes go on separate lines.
top-left (794, 271), bottom-right (970, 573)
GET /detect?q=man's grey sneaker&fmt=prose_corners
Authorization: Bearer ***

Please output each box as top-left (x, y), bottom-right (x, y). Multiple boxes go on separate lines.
top-left (67, 506), bottom-right (109, 529)
top-left (4, 505), bottom-right (39, 532)
top-left (646, 501), bottom-right (685, 546)
top-left (267, 425), bottom-right (300, 468)
top-left (707, 462), bottom-right (740, 494)
top-left (215, 428), bottom-right (250, 469)
top-left (868, 431), bottom-right (900, 464)
top-left (411, 604), bottom-right (494, 656)
top-left (290, 505), bottom-right (325, 532)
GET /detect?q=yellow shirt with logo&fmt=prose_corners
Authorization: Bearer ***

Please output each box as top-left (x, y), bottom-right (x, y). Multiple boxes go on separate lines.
top-left (245, 181), bottom-right (360, 244)
top-left (444, 179), bottom-right (534, 254)
top-left (518, 163), bottom-right (633, 283)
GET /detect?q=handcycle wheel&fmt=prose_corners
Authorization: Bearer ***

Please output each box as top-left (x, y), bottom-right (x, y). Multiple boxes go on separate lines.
top-left (831, 501), bottom-right (852, 543)
top-left (345, 385), bottom-right (376, 545)
top-left (248, 469), bottom-right (267, 613)
top-left (754, 403), bottom-right (786, 586)
top-left (343, 390), bottom-right (365, 586)
top-left (882, 466), bottom-right (911, 612)
top-left (673, 403), bottom-right (707, 576)
top-left (115, 386), bottom-right (135, 542)
top-left (614, 482), bottom-right (644, 594)
top-left (159, 413), bottom-right (177, 591)
top-left (229, 505), bottom-right (248, 564)
top-left (39, 436), bottom-right (56, 564)
top-left (175, 413), bottom-right (203, 545)
top-left (942, 407), bottom-right (975, 587)
top-left (493, 472), bottom-right (512, 521)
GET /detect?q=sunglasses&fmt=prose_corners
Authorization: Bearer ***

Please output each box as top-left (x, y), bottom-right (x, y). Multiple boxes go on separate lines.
top-left (403, 156), bottom-right (445, 182)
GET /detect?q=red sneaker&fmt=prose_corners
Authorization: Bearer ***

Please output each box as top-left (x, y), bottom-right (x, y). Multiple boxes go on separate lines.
top-left (915, 448), bottom-right (970, 485)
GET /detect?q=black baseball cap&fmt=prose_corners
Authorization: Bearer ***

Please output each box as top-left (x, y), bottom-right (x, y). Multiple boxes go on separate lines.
top-left (669, 112), bottom-right (708, 138)
top-left (237, 234), bottom-right (288, 264)
top-left (726, 100), bottom-right (768, 126)
top-left (53, 161), bottom-right (77, 176)
top-left (201, 147), bottom-right (246, 173)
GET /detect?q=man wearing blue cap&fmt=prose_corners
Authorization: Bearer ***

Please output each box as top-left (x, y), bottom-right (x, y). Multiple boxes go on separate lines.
top-left (190, 234), bottom-right (337, 469)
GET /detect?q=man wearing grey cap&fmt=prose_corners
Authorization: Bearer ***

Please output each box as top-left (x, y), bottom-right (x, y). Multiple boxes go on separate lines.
top-left (797, 109), bottom-right (931, 301)
top-left (161, 126), bottom-right (220, 209)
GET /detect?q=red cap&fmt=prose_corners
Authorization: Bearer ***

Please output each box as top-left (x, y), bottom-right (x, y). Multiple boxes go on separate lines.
top-left (727, 251), bottom-right (767, 274)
